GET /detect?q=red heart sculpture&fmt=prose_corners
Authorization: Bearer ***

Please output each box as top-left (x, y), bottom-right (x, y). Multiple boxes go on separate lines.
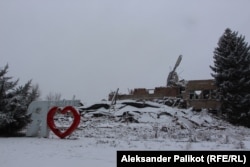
top-left (47, 106), bottom-right (80, 139)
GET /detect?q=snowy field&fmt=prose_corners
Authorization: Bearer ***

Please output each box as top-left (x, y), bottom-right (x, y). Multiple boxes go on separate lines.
top-left (1, 100), bottom-right (250, 167)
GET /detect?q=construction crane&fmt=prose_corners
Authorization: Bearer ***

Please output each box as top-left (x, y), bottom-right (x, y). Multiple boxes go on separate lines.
top-left (166, 55), bottom-right (183, 87)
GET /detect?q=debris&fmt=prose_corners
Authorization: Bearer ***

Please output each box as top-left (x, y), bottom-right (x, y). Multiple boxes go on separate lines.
top-left (121, 102), bottom-right (160, 108)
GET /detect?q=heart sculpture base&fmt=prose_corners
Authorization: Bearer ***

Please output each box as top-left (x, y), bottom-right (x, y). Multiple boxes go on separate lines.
top-left (47, 106), bottom-right (80, 139)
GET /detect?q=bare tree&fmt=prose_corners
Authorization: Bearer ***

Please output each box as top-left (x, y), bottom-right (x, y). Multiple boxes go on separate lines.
top-left (46, 92), bottom-right (62, 101)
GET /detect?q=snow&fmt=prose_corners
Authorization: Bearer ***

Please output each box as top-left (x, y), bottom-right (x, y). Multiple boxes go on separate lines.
top-left (0, 138), bottom-right (115, 167)
top-left (1, 100), bottom-right (250, 167)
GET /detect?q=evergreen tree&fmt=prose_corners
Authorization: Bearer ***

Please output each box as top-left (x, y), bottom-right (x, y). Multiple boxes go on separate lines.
top-left (0, 64), bottom-right (40, 136)
top-left (210, 28), bottom-right (250, 127)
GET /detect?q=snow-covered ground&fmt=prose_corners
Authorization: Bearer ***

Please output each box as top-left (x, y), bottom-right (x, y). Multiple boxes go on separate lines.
top-left (1, 100), bottom-right (250, 167)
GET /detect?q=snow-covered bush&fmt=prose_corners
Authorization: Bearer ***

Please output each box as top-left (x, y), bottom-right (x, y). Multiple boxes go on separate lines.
top-left (210, 28), bottom-right (250, 127)
top-left (0, 64), bottom-right (40, 136)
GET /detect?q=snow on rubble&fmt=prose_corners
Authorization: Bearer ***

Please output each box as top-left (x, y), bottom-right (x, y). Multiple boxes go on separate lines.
top-left (1, 100), bottom-right (250, 167)
top-left (78, 100), bottom-right (250, 147)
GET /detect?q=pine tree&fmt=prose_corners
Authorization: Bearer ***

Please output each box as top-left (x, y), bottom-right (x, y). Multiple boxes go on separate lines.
top-left (210, 28), bottom-right (250, 127)
top-left (0, 64), bottom-right (40, 136)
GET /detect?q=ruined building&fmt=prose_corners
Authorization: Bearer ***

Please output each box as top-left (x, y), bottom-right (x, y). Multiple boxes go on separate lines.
top-left (108, 55), bottom-right (221, 110)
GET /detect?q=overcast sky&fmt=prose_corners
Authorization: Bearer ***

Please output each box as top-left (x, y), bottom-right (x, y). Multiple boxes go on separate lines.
top-left (1, 0), bottom-right (250, 103)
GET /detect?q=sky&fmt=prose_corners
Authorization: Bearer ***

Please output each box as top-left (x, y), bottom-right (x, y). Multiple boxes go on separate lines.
top-left (1, 0), bottom-right (250, 103)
